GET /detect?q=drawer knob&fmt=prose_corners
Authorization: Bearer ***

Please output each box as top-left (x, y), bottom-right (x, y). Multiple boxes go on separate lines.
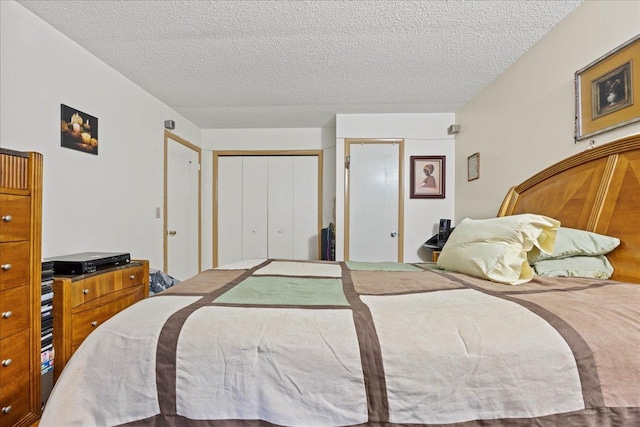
top-left (129, 274), bottom-right (135, 280)
top-left (91, 321), bottom-right (98, 327)
top-left (1, 215), bottom-right (12, 222)
top-left (1, 359), bottom-right (12, 367)
top-left (1, 406), bottom-right (11, 414)
top-left (83, 289), bottom-right (90, 294)
top-left (1, 264), bottom-right (11, 271)
top-left (1, 311), bottom-right (12, 319)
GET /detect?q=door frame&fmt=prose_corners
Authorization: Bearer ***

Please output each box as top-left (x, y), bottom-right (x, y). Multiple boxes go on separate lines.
top-left (212, 150), bottom-right (323, 267)
top-left (344, 139), bottom-right (404, 262)
top-left (164, 130), bottom-right (202, 273)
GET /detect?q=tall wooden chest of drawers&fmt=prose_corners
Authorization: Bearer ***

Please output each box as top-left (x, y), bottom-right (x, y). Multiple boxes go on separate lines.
top-left (53, 260), bottom-right (149, 380)
top-left (0, 148), bottom-right (43, 427)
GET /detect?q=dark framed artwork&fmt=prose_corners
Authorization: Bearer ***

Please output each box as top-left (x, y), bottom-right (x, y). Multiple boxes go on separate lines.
top-left (575, 35), bottom-right (639, 141)
top-left (60, 104), bottom-right (99, 155)
top-left (467, 152), bottom-right (479, 181)
top-left (410, 155), bottom-right (445, 199)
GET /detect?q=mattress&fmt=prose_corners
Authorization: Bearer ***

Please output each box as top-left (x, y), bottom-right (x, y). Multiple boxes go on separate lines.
top-left (40, 259), bottom-right (640, 426)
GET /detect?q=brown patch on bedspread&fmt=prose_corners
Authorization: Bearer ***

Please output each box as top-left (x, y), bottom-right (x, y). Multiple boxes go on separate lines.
top-left (351, 270), bottom-right (465, 295)
top-left (513, 283), bottom-right (640, 407)
top-left (158, 269), bottom-right (245, 295)
top-left (341, 263), bottom-right (389, 422)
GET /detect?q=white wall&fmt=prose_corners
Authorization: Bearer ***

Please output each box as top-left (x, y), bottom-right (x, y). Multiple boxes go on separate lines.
top-left (0, 1), bottom-right (202, 270)
top-left (335, 113), bottom-right (455, 263)
top-left (455, 0), bottom-right (640, 223)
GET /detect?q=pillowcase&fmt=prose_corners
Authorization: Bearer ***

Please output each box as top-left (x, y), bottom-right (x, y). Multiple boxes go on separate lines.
top-left (527, 227), bottom-right (620, 263)
top-left (533, 255), bottom-right (614, 279)
top-left (436, 214), bottom-right (560, 285)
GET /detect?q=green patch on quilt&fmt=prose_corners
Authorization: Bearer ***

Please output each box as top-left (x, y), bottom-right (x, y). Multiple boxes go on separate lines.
top-left (346, 261), bottom-right (422, 272)
top-left (214, 276), bottom-right (349, 306)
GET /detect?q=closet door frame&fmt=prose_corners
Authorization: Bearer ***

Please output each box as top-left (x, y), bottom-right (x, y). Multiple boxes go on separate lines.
top-left (212, 150), bottom-right (323, 267)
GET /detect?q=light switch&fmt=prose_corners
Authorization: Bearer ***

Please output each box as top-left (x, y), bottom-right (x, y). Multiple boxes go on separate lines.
top-left (155, 207), bottom-right (161, 218)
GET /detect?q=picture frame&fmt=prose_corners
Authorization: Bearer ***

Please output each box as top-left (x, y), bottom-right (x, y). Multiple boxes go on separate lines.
top-left (410, 155), bottom-right (445, 199)
top-left (60, 104), bottom-right (99, 155)
top-left (575, 35), bottom-right (640, 141)
top-left (467, 152), bottom-right (479, 181)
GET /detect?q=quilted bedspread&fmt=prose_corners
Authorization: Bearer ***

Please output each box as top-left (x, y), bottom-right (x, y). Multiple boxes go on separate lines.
top-left (40, 259), bottom-right (640, 426)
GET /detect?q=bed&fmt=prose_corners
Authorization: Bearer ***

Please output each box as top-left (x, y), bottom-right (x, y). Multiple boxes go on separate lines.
top-left (40, 135), bottom-right (640, 426)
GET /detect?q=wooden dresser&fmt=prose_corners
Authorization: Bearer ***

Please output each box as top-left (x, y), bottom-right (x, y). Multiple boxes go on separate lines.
top-left (53, 260), bottom-right (149, 381)
top-left (0, 149), bottom-right (43, 427)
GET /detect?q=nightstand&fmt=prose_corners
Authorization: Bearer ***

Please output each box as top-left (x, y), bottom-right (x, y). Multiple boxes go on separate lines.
top-left (52, 260), bottom-right (149, 381)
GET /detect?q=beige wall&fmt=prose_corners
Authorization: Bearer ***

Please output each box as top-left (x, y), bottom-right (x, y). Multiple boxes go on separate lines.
top-left (454, 0), bottom-right (640, 223)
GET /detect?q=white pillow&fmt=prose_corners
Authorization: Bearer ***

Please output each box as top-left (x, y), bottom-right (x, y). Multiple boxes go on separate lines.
top-left (533, 255), bottom-right (614, 279)
top-left (527, 227), bottom-right (620, 263)
top-left (436, 214), bottom-right (560, 285)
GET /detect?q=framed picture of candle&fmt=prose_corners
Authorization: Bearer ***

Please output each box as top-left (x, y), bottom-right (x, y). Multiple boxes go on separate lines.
top-left (60, 104), bottom-right (99, 155)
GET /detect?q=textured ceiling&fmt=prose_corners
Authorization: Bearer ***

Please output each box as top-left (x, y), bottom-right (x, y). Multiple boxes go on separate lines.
top-left (16, 0), bottom-right (582, 129)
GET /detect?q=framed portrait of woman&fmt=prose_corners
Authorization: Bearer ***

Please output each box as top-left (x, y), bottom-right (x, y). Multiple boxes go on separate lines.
top-left (410, 155), bottom-right (445, 199)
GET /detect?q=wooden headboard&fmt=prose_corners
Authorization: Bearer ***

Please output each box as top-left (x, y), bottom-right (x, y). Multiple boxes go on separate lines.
top-left (497, 134), bottom-right (640, 284)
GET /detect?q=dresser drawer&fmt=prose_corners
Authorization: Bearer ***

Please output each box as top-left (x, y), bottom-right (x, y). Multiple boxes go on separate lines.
top-left (0, 328), bottom-right (29, 387)
top-left (0, 285), bottom-right (30, 339)
top-left (0, 241), bottom-right (30, 292)
top-left (0, 194), bottom-right (30, 242)
top-left (71, 287), bottom-right (145, 348)
top-left (69, 264), bottom-right (145, 308)
top-left (0, 371), bottom-right (29, 426)
top-left (121, 264), bottom-right (146, 288)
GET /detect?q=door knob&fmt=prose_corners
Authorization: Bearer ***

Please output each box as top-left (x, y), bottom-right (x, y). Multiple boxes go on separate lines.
top-left (390, 231), bottom-right (398, 237)
top-left (168, 230), bottom-right (177, 236)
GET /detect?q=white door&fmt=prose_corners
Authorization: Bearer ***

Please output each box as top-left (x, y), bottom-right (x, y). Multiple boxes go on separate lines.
top-left (268, 156), bottom-right (295, 259)
top-left (216, 156), bottom-right (243, 266)
top-left (293, 156), bottom-right (319, 259)
top-left (347, 142), bottom-right (401, 262)
top-left (166, 134), bottom-right (200, 281)
top-left (215, 154), bottom-right (320, 266)
top-left (267, 156), bottom-right (319, 260)
top-left (241, 156), bottom-right (269, 260)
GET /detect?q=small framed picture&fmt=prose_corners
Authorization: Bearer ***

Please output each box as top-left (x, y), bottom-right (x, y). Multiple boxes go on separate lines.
top-left (467, 152), bottom-right (479, 181)
top-left (575, 35), bottom-right (639, 141)
top-left (60, 104), bottom-right (99, 155)
top-left (410, 155), bottom-right (445, 199)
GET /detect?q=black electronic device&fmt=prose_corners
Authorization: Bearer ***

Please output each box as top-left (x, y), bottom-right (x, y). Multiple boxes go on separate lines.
top-left (423, 219), bottom-right (454, 250)
top-left (438, 219), bottom-right (452, 246)
top-left (46, 252), bottom-right (130, 275)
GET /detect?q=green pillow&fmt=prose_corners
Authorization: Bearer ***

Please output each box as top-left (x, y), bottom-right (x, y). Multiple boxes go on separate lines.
top-left (533, 255), bottom-right (614, 279)
top-left (528, 227), bottom-right (620, 263)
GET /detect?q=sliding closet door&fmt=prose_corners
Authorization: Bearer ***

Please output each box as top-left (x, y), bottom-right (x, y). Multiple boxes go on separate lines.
top-left (265, 156), bottom-right (318, 259)
top-left (293, 156), bottom-right (319, 259)
top-left (215, 153), bottom-right (320, 266)
top-left (268, 156), bottom-right (295, 258)
top-left (242, 157), bottom-right (269, 259)
top-left (216, 157), bottom-right (243, 266)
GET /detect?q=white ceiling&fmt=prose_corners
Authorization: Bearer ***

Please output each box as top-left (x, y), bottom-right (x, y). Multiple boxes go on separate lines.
top-left (16, 0), bottom-right (582, 129)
